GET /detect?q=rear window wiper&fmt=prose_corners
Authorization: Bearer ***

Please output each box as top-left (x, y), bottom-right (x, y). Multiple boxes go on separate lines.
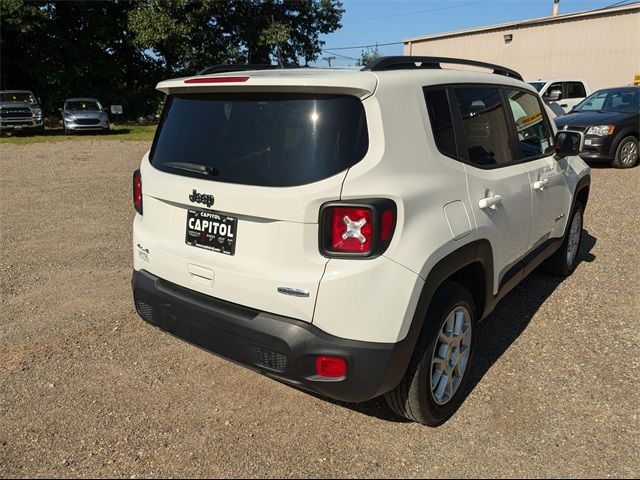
top-left (163, 162), bottom-right (218, 176)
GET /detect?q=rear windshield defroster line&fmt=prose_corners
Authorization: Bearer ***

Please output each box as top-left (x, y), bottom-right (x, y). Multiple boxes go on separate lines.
top-left (150, 92), bottom-right (369, 187)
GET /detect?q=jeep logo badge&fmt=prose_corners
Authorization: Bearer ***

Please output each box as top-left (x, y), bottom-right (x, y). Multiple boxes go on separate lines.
top-left (189, 189), bottom-right (214, 207)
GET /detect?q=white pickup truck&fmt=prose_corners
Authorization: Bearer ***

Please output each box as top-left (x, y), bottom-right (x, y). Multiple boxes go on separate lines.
top-left (528, 78), bottom-right (591, 114)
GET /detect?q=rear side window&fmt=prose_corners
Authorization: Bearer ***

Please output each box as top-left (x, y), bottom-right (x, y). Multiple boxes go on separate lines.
top-left (150, 93), bottom-right (368, 187)
top-left (505, 89), bottom-right (554, 160)
top-left (453, 87), bottom-right (513, 167)
top-left (566, 82), bottom-right (586, 98)
top-left (543, 82), bottom-right (563, 100)
top-left (424, 88), bottom-right (457, 158)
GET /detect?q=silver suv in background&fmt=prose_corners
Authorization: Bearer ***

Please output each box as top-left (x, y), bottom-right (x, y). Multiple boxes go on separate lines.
top-left (0, 90), bottom-right (44, 134)
top-left (61, 98), bottom-right (110, 135)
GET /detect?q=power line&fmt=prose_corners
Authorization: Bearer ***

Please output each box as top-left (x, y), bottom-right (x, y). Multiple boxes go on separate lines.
top-left (323, 40), bottom-right (404, 51)
top-left (348, 0), bottom-right (492, 22)
top-left (322, 50), bottom-right (359, 61)
top-left (603, 0), bottom-right (633, 7)
top-left (321, 0), bottom-right (639, 52)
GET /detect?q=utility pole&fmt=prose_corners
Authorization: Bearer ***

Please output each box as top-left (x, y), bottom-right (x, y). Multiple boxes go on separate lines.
top-left (323, 55), bottom-right (336, 67)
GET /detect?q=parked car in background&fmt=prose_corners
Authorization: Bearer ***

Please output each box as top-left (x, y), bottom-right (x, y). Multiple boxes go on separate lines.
top-left (61, 98), bottom-right (110, 135)
top-left (0, 90), bottom-right (44, 134)
top-left (528, 78), bottom-right (591, 114)
top-left (555, 86), bottom-right (639, 168)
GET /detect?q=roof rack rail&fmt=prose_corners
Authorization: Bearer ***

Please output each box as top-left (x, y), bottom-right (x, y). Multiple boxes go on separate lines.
top-left (197, 63), bottom-right (305, 75)
top-left (362, 56), bottom-right (523, 81)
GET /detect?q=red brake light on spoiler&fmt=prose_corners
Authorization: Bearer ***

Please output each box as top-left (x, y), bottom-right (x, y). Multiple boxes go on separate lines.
top-left (184, 76), bottom-right (249, 84)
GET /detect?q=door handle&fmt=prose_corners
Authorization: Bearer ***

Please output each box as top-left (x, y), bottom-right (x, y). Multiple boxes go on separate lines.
top-left (478, 194), bottom-right (502, 210)
top-left (533, 178), bottom-right (549, 190)
top-left (560, 103), bottom-right (568, 107)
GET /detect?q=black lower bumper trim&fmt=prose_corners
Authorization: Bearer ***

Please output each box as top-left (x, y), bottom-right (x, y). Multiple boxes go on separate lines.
top-left (132, 270), bottom-right (409, 402)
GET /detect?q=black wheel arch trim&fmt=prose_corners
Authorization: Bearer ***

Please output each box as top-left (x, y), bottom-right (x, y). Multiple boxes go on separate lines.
top-left (391, 177), bottom-right (590, 394)
top-left (383, 239), bottom-right (494, 394)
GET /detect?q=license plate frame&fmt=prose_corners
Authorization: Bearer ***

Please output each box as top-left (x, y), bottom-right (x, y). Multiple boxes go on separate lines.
top-left (185, 209), bottom-right (237, 256)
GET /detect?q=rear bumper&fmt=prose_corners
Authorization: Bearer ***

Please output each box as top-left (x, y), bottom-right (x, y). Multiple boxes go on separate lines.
top-left (132, 269), bottom-right (409, 402)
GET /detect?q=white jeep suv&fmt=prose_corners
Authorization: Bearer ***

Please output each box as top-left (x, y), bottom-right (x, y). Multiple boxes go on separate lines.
top-left (132, 57), bottom-right (591, 425)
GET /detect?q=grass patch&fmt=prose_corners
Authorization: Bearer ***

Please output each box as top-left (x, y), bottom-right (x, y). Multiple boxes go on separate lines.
top-left (0, 125), bottom-right (156, 143)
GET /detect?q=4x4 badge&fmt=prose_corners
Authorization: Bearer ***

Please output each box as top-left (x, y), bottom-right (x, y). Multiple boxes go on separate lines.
top-left (189, 189), bottom-right (214, 207)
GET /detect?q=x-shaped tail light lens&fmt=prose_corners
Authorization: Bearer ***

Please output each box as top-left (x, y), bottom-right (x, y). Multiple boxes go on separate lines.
top-left (330, 207), bottom-right (373, 252)
top-left (320, 200), bottom-right (396, 258)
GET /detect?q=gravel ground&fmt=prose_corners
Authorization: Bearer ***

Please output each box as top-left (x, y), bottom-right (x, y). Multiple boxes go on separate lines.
top-left (1, 140), bottom-right (638, 478)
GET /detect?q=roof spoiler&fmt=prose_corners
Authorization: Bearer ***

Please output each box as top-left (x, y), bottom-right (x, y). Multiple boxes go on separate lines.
top-left (362, 56), bottom-right (523, 81)
top-left (196, 64), bottom-right (304, 75)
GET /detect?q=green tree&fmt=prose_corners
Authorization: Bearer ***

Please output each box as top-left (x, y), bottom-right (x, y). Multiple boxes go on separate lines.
top-left (356, 45), bottom-right (382, 67)
top-left (1, 1), bottom-right (163, 117)
top-left (129, 0), bottom-right (344, 74)
top-left (1, 0), bottom-right (344, 118)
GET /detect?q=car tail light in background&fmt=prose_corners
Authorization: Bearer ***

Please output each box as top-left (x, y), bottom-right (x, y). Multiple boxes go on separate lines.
top-left (133, 169), bottom-right (142, 214)
top-left (315, 356), bottom-right (347, 378)
top-left (320, 199), bottom-right (396, 258)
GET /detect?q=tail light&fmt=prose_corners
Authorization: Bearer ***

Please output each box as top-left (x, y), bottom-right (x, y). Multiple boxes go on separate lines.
top-left (319, 199), bottom-right (396, 258)
top-left (133, 169), bottom-right (142, 214)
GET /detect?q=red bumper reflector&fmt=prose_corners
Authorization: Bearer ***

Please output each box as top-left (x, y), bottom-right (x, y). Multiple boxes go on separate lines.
top-left (133, 170), bottom-right (142, 215)
top-left (184, 76), bottom-right (249, 84)
top-left (316, 356), bottom-right (347, 378)
top-left (381, 209), bottom-right (395, 241)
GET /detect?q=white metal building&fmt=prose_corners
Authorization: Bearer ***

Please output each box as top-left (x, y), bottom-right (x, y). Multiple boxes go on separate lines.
top-left (403, 3), bottom-right (640, 90)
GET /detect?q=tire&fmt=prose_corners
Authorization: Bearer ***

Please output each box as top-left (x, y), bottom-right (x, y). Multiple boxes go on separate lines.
top-left (541, 201), bottom-right (584, 277)
top-left (611, 136), bottom-right (638, 169)
top-left (385, 281), bottom-right (477, 426)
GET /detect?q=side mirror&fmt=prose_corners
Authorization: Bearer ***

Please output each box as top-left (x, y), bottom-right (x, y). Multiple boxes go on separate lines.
top-left (554, 130), bottom-right (584, 159)
top-left (546, 90), bottom-right (562, 101)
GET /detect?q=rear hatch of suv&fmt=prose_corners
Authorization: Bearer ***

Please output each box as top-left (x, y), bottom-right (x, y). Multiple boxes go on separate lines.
top-left (134, 70), bottom-right (376, 322)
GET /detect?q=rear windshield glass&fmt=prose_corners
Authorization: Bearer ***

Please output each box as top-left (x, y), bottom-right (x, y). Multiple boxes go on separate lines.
top-left (150, 93), bottom-right (368, 187)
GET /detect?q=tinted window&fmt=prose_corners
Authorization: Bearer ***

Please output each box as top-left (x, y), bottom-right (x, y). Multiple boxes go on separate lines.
top-left (506, 89), bottom-right (554, 160)
top-left (566, 82), bottom-right (586, 98)
top-left (65, 100), bottom-right (102, 111)
top-left (150, 93), bottom-right (368, 187)
top-left (574, 91), bottom-right (607, 111)
top-left (574, 89), bottom-right (639, 114)
top-left (0, 92), bottom-right (35, 103)
top-left (543, 82), bottom-right (563, 100)
top-left (424, 88), bottom-right (457, 158)
top-left (454, 87), bottom-right (513, 167)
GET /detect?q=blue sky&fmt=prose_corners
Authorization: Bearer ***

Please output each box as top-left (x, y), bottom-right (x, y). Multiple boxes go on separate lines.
top-left (312, 0), bottom-right (632, 66)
